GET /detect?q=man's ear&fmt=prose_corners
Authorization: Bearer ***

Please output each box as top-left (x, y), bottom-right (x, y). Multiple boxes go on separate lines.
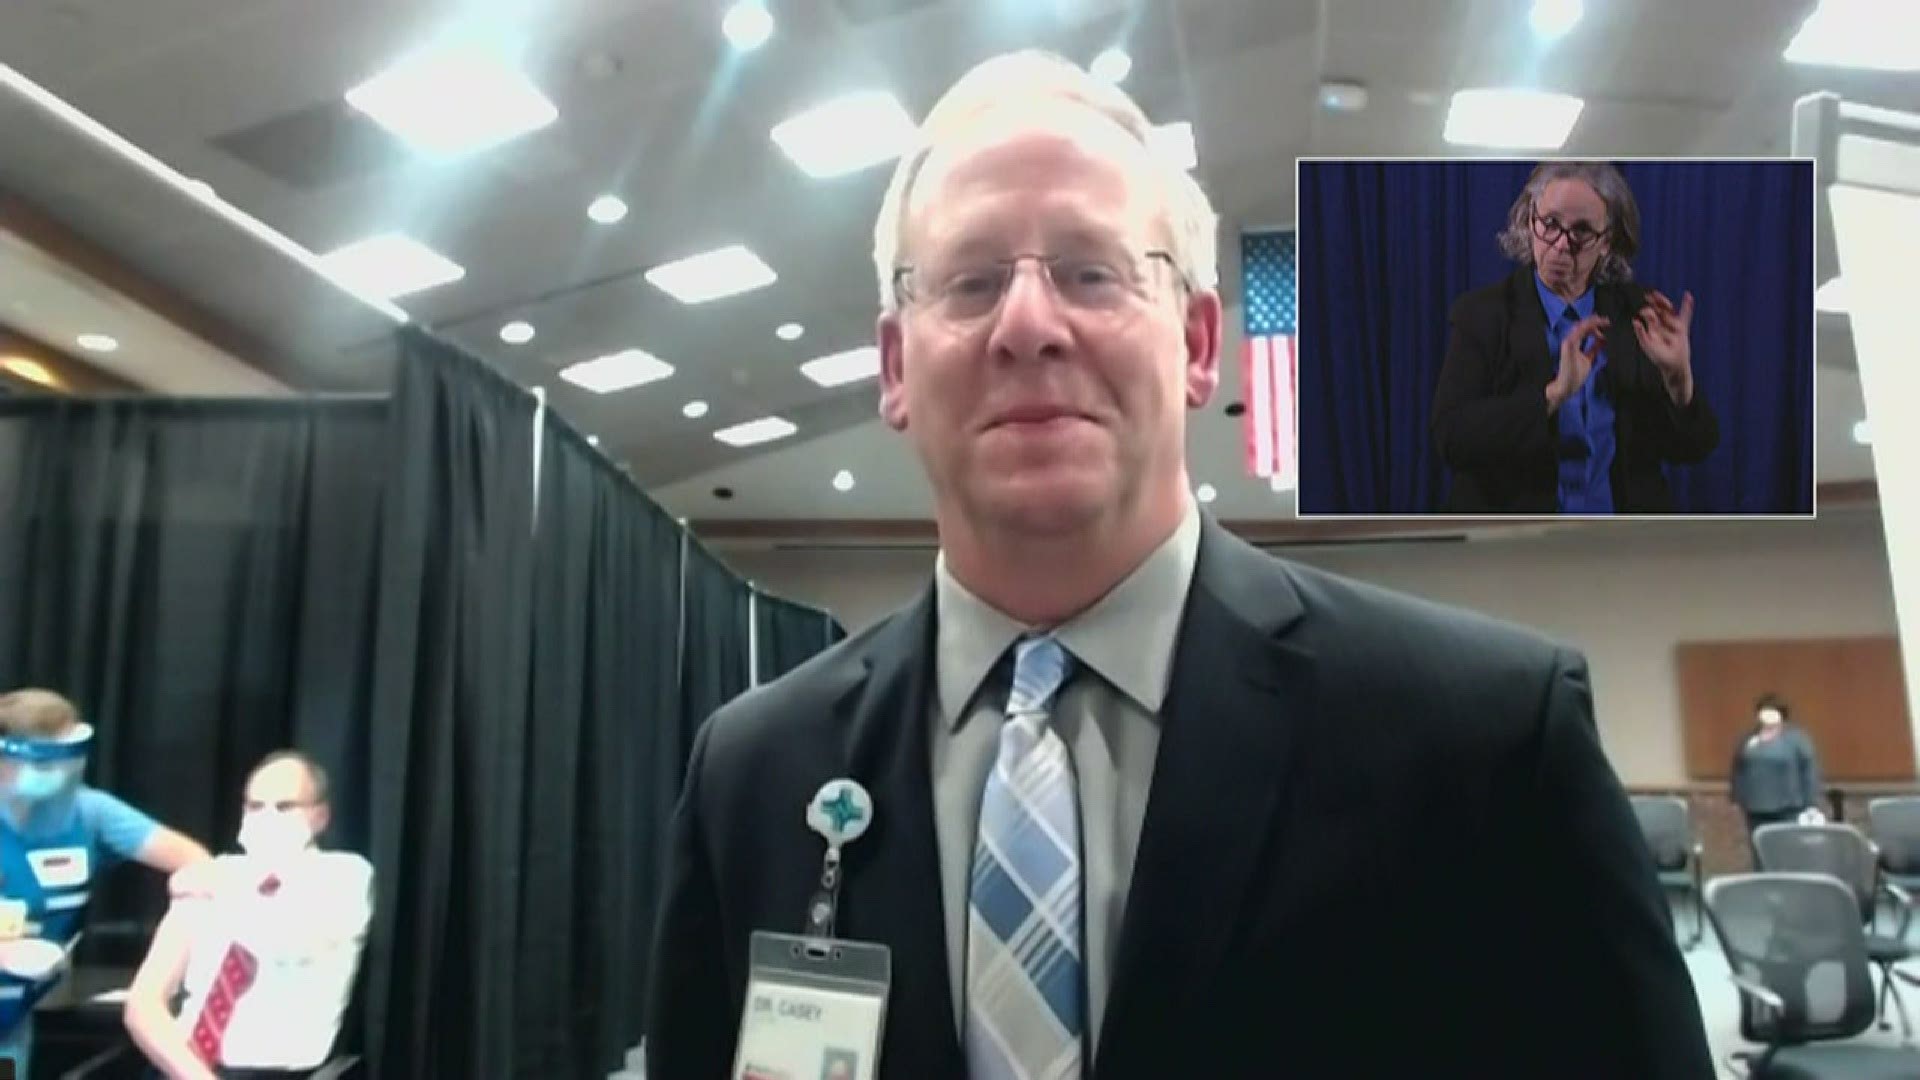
top-left (1183, 289), bottom-right (1223, 409)
top-left (878, 312), bottom-right (909, 431)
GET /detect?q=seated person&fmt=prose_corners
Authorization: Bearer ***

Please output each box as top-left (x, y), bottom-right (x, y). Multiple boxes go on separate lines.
top-left (123, 751), bottom-right (372, 1080)
top-left (0, 688), bottom-right (210, 1078)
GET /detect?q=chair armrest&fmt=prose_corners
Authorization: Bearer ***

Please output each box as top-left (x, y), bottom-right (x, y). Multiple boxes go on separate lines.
top-left (1883, 882), bottom-right (1915, 939)
top-left (1730, 974), bottom-right (1785, 1015)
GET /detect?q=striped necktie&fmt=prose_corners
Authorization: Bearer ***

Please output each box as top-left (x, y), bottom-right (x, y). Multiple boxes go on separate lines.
top-left (966, 635), bottom-right (1084, 1080)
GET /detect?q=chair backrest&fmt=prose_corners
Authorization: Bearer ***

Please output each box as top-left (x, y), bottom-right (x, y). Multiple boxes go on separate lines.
top-left (1752, 823), bottom-right (1878, 924)
top-left (1869, 796), bottom-right (1920, 875)
top-left (1705, 873), bottom-right (1878, 1045)
top-left (1630, 795), bottom-right (1693, 870)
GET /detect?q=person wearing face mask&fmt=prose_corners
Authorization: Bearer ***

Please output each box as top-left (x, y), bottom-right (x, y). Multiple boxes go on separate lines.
top-left (0, 689), bottom-right (210, 1078)
top-left (1430, 161), bottom-right (1720, 514)
top-left (1731, 693), bottom-right (1826, 867)
top-left (123, 750), bottom-right (372, 1080)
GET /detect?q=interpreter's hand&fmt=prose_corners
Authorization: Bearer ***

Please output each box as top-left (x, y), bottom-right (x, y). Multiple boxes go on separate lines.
top-left (1547, 314), bottom-right (1609, 415)
top-left (1635, 289), bottom-right (1694, 405)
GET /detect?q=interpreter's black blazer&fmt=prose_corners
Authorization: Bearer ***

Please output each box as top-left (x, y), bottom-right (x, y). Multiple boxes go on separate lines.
top-left (1431, 264), bottom-right (1719, 513)
top-left (644, 515), bottom-right (1713, 1078)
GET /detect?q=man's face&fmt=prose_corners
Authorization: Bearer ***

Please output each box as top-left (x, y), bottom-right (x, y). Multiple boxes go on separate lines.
top-left (877, 106), bottom-right (1220, 537)
top-left (1529, 177), bottom-right (1610, 297)
top-left (1758, 707), bottom-right (1784, 728)
top-left (244, 759), bottom-right (329, 839)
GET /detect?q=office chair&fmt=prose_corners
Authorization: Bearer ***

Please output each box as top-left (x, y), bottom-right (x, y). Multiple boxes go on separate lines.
top-left (1868, 797), bottom-right (1920, 936)
top-left (1755, 823), bottom-right (1916, 1039)
top-left (1631, 794), bottom-right (1706, 948)
top-left (1706, 874), bottom-right (1920, 1078)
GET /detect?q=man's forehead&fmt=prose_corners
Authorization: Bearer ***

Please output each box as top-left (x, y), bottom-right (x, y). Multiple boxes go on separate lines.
top-left (1538, 179), bottom-right (1605, 219)
top-left (247, 760), bottom-right (314, 798)
top-left (908, 102), bottom-right (1163, 228)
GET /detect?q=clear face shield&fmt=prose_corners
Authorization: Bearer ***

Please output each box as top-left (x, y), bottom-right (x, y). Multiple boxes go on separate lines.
top-left (0, 723), bottom-right (92, 803)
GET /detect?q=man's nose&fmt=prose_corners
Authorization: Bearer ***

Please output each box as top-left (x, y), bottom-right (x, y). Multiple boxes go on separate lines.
top-left (989, 263), bottom-right (1072, 359)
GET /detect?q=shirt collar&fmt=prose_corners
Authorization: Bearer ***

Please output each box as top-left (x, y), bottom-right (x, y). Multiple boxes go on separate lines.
top-left (934, 498), bottom-right (1203, 729)
top-left (1533, 271), bottom-right (1595, 327)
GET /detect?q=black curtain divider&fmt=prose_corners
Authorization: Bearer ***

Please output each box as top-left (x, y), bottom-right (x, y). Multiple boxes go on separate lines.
top-left (515, 420), bottom-right (684, 1077)
top-left (0, 395), bottom-right (387, 948)
top-left (677, 536), bottom-right (752, 768)
top-left (0, 328), bottom-right (848, 1078)
top-left (754, 589), bottom-right (845, 685)
top-left (362, 327), bottom-right (541, 1079)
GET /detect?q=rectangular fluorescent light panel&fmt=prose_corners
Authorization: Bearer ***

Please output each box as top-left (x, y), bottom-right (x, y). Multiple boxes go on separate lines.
top-left (644, 244), bottom-right (777, 304)
top-left (1444, 88), bottom-right (1584, 149)
top-left (1785, 0), bottom-right (1919, 72)
top-left (771, 91), bottom-right (916, 178)
top-left (1149, 122), bottom-right (1198, 171)
top-left (316, 232), bottom-right (466, 301)
top-left (714, 416), bottom-right (798, 447)
top-left (345, 44), bottom-right (559, 158)
top-left (799, 346), bottom-right (880, 387)
top-left (559, 348), bottom-right (676, 394)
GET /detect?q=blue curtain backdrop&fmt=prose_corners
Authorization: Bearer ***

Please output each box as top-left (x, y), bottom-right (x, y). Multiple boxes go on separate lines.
top-left (1294, 160), bottom-right (1814, 514)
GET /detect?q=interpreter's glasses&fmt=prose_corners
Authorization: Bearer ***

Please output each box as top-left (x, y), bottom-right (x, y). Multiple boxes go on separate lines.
top-left (892, 249), bottom-right (1182, 323)
top-left (1531, 212), bottom-right (1603, 254)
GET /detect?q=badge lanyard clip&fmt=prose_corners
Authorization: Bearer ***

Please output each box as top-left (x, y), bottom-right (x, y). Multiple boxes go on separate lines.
top-left (803, 779), bottom-right (872, 952)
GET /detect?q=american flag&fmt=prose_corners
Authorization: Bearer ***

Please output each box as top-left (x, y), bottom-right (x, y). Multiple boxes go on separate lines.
top-left (1241, 231), bottom-right (1297, 490)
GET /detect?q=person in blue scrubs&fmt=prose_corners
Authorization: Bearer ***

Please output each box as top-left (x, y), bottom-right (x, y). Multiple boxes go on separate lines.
top-left (0, 688), bottom-right (210, 1078)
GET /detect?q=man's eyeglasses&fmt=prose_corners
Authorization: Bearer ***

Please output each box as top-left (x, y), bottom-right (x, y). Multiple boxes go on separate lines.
top-left (893, 249), bottom-right (1184, 323)
top-left (1531, 212), bottom-right (1604, 254)
top-left (245, 799), bottom-right (317, 813)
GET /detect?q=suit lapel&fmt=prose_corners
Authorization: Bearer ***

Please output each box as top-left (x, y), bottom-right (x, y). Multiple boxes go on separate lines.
top-left (1508, 265), bottom-right (1556, 387)
top-left (834, 587), bottom-right (966, 1078)
top-left (1096, 520), bottom-right (1315, 1072)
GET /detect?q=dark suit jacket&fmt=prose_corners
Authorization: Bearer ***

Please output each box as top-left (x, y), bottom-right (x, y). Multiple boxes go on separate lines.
top-left (645, 517), bottom-right (1714, 1078)
top-left (1430, 265), bottom-right (1719, 514)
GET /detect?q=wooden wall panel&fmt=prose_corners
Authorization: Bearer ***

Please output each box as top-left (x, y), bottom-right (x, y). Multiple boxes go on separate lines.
top-left (1678, 636), bottom-right (1914, 781)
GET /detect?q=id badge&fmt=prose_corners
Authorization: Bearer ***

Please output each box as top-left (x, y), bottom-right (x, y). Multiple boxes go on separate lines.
top-left (733, 931), bottom-right (891, 1080)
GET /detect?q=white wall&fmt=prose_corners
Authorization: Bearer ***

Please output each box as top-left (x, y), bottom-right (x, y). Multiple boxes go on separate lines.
top-left (722, 509), bottom-right (1899, 785)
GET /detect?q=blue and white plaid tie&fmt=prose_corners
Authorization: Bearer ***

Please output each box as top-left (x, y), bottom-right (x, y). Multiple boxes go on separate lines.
top-left (966, 635), bottom-right (1084, 1080)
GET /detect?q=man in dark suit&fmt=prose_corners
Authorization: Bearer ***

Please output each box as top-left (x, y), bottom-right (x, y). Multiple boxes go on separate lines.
top-left (647, 53), bottom-right (1713, 1078)
top-left (1431, 162), bottom-right (1719, 514)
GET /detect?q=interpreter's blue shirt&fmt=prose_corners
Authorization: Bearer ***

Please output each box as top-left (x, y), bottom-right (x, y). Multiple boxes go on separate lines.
top-left (1536, 274), bottom-right (1616, 514)
top-left (5, 784), bottom-right (158, 861)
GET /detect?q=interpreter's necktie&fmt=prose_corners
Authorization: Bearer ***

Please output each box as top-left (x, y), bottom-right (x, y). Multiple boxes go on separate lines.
top-left (965, 635), bottom-right (1085, 1080)
top-left (189, 873), bottom-right (279, 1065)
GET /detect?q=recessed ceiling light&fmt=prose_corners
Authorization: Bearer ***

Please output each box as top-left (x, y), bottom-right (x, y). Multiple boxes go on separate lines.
top-left (643, 244), bottom-right (777, 304)
top-left (683, 400), bottom-right (710, 419)
top-left (499, 320), bottom-right (535, 344)
top-left (1090, 47), bottom-right (1131, 84)
top-left (1196, 483), bottom-right (1218, 504)
top-left (1815, 276), bottom-right (1847, 314)
top-left (588, 434), bottom-right (601, 447)
top-left (723, 1), bottom-right (774, 51)
top-left (75, 333), bottom-right (118, 353)
top-left (587, 194), bottom-right (628, 224)
top-left (1785, 0), bottom-right (1920, 71)
top-left (714, 416), bottom-right (797, 447)
top-left (771, 91), bottom-right (916, 178)
top-left (559, 348), bottom-right (675, 394)
top-left (345, 43), bottom-right (558, 158)
top-left (1148, 122), bottom-right (1198, 171)
top-left (1853, 419), bottom-right (1871, 446)
top-left (799, 346), bottom-right (880, 387)
top-left (832, 469), bottom-right (855, 492)
top-left (776, 322), bottom-right (805, 341)
top-left (316, 232), bottom-right (466, 301)
top-left (1444, 88), bottom-right (1583, 149)
top-left (1529, 0), bottom-right (1584, 40)
top-left (1, 356), bottom-right (61, 388)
